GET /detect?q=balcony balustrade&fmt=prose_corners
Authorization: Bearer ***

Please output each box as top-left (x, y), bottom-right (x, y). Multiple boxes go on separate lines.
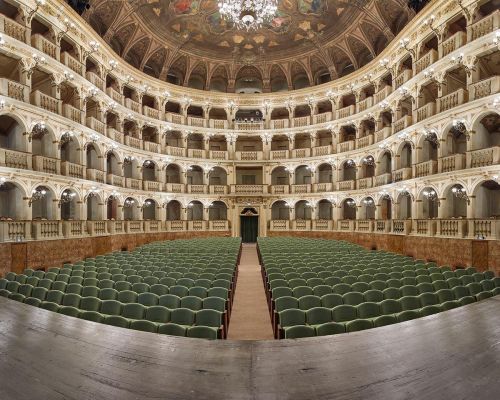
top-left (105, 87), bottom-right (124, 104)
top-left (313, 145), bottom-right (331, 156)
top-left (357, 177), bottom-right (373, 189)
top-left (469, 219), bottom-right (500, 239)
top-left (338, 220), bottom-right (354, 231)
top-left (374, 173), bottom-right (392, 186)
top-left (86, 116), bottom-right (105, 134)
top-left (86, 168), bottom-right (104, 183)
top-left (375, 220), bottom-right (391, 233)
top-left (125, 136), bottom-right (142, 149)
top-left (0, 78), bottom-right (28, 102)
top-left (292, 148), bottom-right (311, 158)
top-left (235, 151), bottom-right (263, 161)
top-left (187, 116), bottom-right (205, 127)
top-left (439, 153), bottom-right (466, 173)
top-left (413, 219), bottom-right (437, 236)
top-left (31, 90), bottom-right (60, 114)
top-left (270, 220), bottom-right (290, 231)
top-left (392, 167), bottom-right (412, 182)
top-left (61, 161), bottom-right (84, 179)
top-left (125, 221), bottom-right (143, 233)
top-left (106, 173), bottom-right (124, 187)
top-left (337, 140), bottom-right (354, 153)
top-left (63, 103), bottom-right (82, 123)
top-left (468, 147), bottom-right (500, 168)
top-left (469, 76), bottom-right (500, 101)
top-left (392, 115), bottom-right (412, 134)
top-left (107, 221), bottom-right (125, 235)
top-left (356, 220), bottom-right (374, 232)
top-left (416, 102), bottom-right (436, 122)
top-left (143, 180), bottom-right (161, 192)
top-left (375, 127), bottom-right (392, 142)
top-left (271, 119), bottom-right (288, 129)
top-left (374, 86), bottom-right (393, 104)
top-left (441, 31), bottom-right (467, 57)
top-left (293, 220), bottom-right (311, 230)
top-left (437, 88), bottom-right (468, 113)
top-left (106, 128), bottom-right (124, 144)
top-left (124, 98), bottom-right (140, 113)
top-left (469, 9), bottom-right (499, 41)
top-left (336, 105), bottom-right (355, 119)
top-left (165, 183), bottom-right (185, 193)
top-left (291, 184), bottom-right (310, 194)
top-left (143, 141), bottom-right (159, 153)
top-left (0, 14), bottom-right (26, 42)
top-left (270, 185), bottom-right (289, 195)
top-left (414, 160), bottom-right (438, 177)
top-left (270, 150), bottom-right (288, 160)
top-left (31, 34), bottom-right (57, 59)
top-left (313, 112), bottom-right (332, 124)
top-left (394, 69), bottom-right (412, 89)
top-left (313, 220), bottom-right (333, 231)
top-left (313, 182), bottom-right (333, 192)
top-left (165, 113), bottom-right (184, 125)
top-left (337, 180), bottom-right (355, 190)
top-left (188, 220), bottom-right (207, 231)
top-left (187, 184), bottom-right (206, 194)
top-left (62, 220), bottom-right (86, 238)
top-left (0, 221), bottom-right (31, 242)
top-left (166, 146), bottom-right (185, 157)
top-left (209, 220), bottom-right (229, 231)
top-left (235, 121), bottom-right (263, 130)
top-left (209, 185), bottom-right (228, 195)
top-left (125, 178), bottom-right (141, 190)
top-left (392, 219), bottom-right (412, 235)
top-left (356, 134), bottom-right (374, 149)
top-left (32, 155), bottom-right (59, 174)
top-left (85, 71), bottom-right (104, 91)
top-left (438, 219), bottom-right (467, 238)
top-left (61, 52), bottom-right (82, 75)
top-left (209, 119), bottom-right (227, 129)
top-left (293, 116), bottom-right (310, 127)
top-left (357, 97), bottom-right (373, 113)
top-left (232, 185), bottom-right (266, 194)
top-left (166, 220), bottom-right (186, 231)
top-left (87, 220), bottom-right (107, 236)
top-left (187, 148), bottom-right (205, 158)
top-left (415, 49), bottom-right (438, 75)
top-left (32, 220), bottom-right (61, 240)
top-left (209, 150), bottom-right (227, 160)
top-left (0, 149), bottom-right (30, 169)
top-left (143, 106), bottom-right (160, 120)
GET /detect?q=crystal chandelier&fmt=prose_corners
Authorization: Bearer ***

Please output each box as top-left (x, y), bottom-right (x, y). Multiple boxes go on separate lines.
top-left (218, 0), bottom-right (278, 31)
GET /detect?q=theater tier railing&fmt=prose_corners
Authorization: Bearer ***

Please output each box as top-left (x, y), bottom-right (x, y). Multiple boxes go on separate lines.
top-left (0, 0), bottom-right (498, 241)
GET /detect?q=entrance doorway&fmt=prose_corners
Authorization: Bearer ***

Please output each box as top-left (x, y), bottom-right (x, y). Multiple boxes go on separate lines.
top-left (240, 208), bottom-right (259, 243)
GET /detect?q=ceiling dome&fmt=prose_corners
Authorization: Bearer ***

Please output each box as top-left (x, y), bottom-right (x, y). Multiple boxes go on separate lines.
top-left (84, 0), bottom-right (415, 92)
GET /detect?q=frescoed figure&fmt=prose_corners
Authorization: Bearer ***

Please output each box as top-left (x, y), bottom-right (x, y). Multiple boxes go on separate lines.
top-left (170, 0), bottom-right (201, 15)
top-left (297, 0), bottom-right (325, 15)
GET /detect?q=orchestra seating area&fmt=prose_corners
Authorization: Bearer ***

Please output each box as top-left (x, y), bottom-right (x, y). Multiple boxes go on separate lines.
top-left (259, 237), bottom-right (500, 339)
top-left (0, 238), bottom-right (241, 340)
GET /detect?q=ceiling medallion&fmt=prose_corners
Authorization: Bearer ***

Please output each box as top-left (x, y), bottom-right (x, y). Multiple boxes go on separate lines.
top-left (218, 0), bottom-right (278, 31)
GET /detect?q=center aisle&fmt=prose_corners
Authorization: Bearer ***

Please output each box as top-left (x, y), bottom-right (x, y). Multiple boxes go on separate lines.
top-left (227, 243), bottom-right (274, 340)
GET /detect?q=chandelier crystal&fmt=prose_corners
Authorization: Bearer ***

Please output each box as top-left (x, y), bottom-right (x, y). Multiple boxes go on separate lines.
top-left (218, 0), bottom-right (278, 31)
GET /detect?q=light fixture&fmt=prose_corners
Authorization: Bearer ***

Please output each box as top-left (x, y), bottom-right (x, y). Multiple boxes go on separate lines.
top-left (90, 133), bottom-right (99, 143)
top-left (452, 119), bottom-right (472, 140)
top-left (305, 95), bottom-right (316, 109)
top-left (141, 200), bottom-right (154, 210)
top-left (344, 159), bottom-right (356, 168)
top-left (262, 99), bottom-right (272, 114)
top-left (0, 177), bottom-right (7, 187)
top-left (125, 75), bottom-right (134, 84)
top-left (32, 53), bottom-right (46, 67)
top-left (423, 128), bottom-right (439, 147)
top-left (362, 156), bottom-right (375, 166)
top-left (59, 190), bottom-right (76, 206)
top-left (260, 132), bottom-right (272, 144)
top-left (398, 86), bottom-right (409, 96)
top-left (182, 95), bottom-right (193, 107)
top-left (123, 198), bottom-right (135, 208)
top-left (27, 0), bottom-right (45, 23)
top-left (218, 0), bottom-right (278, 31)
top-left (379, 100), bottom-right (390, 110)
top-left (83, 41), bottom-right (100, 59)
top-left (108, 60), bottom-right (119, 71)
top-left (284, 98), bottom-right (295, 111)
top-left (423, 14), bottom-right (440, 36)
top-left (226, 99), bottom-right (237, 113)
top-left (26, 122), bottom-right (47, 142)
top-left (0, 99), bottom-right (6, 110)
top-left (422, 189), bottom-right (439, 203)
top-left (451, 185), bottom-right (470, 204)
top-left (363, 73), bottom-right (373, 83)
top-left (379, 58), bottom-right (391, 72)
top-left (0, 34), bottom-right (6, 46)
top-left (29, 187), bottom-right (47, 206)
top-left (124, 156), bottom-right (135, 164)
top-left (493, 30), bottom-right (500, 48)
top-left (363, 198), bottom-right (375, 207)
top-left (398, 131), bottom-right (415, 148)
top-left (59, 130), bottom-right (74, 147)
top-left (87, 86), bottom-right (99, 97)
top-left (399, 37), bottom-right (415, 58)
top-left (345, 199), bottom-right (357, 209)
top-left (325, 90), bottom-right (337, 103)
top-left (423, 68), bottom-right (443, 86)
top-left (57, 17), bottom-right (76, 42)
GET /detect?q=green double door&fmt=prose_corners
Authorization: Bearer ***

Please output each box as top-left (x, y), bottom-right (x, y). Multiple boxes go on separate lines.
top-left (240, 216), bottom-right (259, 243)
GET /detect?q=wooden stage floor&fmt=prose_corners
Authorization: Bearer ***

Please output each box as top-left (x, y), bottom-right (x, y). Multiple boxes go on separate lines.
top-left (0, 296), bottom-right (499, 399)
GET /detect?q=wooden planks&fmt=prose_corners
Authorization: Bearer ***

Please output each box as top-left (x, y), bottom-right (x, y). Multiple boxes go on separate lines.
top-left (0, 296), bottom-right (499, 399)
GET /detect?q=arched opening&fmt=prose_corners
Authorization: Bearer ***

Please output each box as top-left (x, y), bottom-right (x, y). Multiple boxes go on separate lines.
top-left (142, 126), bottom-right (159, 145)
top-left (359, 156), bottom-right (375, 179)
top-left (442, 184), bottom-right (468, 218)
top-left (396, 191), bottom-right (412, 219)
top-left (31, 185), bottom-right (54, 220)
top-left (419, 187), bottom-right (439, 219)
top-left (32, 124), bottom-right (56, 159)
top-left (86, 144), bottom-right (101, 170)
top-left (209, 201), bottom-right (227, 220)
top-left (473, 180), bottom-right (500, 219)
top-left (271, 166), bottom-right (289, 185)
top-left (106, 152), bottom-right (121, 176)
top-left (0, 115), bottom-right (27, 153)
top-left (208, 134), bottom-right (227, 152)
top-left (377, 151), bottom-right (392, 177)
top-left (86, 191), bottom-right (102, 221)
top-left (317, 200), bottom-right (333, 220)
top-left (270, 64), bottom-right (288, 92)
top-left (60, 132), bottom-right (80, 164)
top-left (295, 165), bottom-right (312, 185)
top-left (166, 200), bottom-right (182, 221)
top-left (317, 163), bottom-right (333, 183)
top-left (340, 160), bottom-right (356, 182)
top-left (165, 130), bottom-right (183, 148)
top-left (271, 201), bottom-right (290, 220)
top-left (187, 201), bottom-right (203, 220)
top-left (295, 200), bottom-right (312, 220)
top-left (142, 199), bottom-right (157, 220)
top-left (208, 167), bottom-right (227, 186)
top-left (271, 134), bottom-right (289, 151)
top-left (471, 112), bottom-right (499, 154)
top-left (187, 132), bottom-right (204, 150)
top-left (165, 164), bottom-right (181, 183)
top-left (123, 197), bottom-right (139, 220)
top-left (106, 196), bottom-right (119, 220)
top-left (0, 181), bottom-right (26, 220)
top-left (379, 195), bottom-right (392, 220)
top-left (142, 160), bottom-right (157, 182)
top-left (235, 66), bottom-right (263, 93)
top-left (342, 198), bottom-right (357, 220)
top-left (60, 189), bottom-right (79, 220)
top-left (360, 197), bottom-right (376, 219)
top-left (294, 133), bottom-right (311, 150)
top-left (186, 165), bottom-right (203, 185)
top-left (123, 156), bottom-right (139, 179)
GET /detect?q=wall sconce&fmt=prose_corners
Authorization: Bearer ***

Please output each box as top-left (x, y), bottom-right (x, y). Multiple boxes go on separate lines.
top-left (399, 37), bottom-right (416, 58)
top-left (398, 86), bottom-right (409, 96)
top-left (262, 99), bottom-right (272, 114)
top-left (363, 73), bottom-right (373, 83)
top-left (423, 128), bottom-right (440, 147)
top-left (0, 99), bottom-right (6, 110)
top-left (26, 122), bottom-right (47, 142)
top-left (363, 198), bottom-right (375, 207)
top-left (108, 59), bottom-right (119, 71)
top-left (58, 130), bottom-right (74, 148)
top-left (423, 189), bottom-right (439, 205)
top-left (398, 131), bottom-right (415, 148)
top-left (89, 133), bottom-right (99, 143)
top-left (58, 190), bottom-right (76, 207)
top-left (451, 185), bottom-right (470, 204)
top-left (26, 0), bottom-right (46, 23)
top-left (84, 187), bottom-right (100, 203)
top-left (32, 52), bottom-right (47, 67)
top-left (83, 41), bottom-right (100, 59)
top-left (423, 14), bottom-right (440, 36)
top-left (141, 200), bottom-right (154, 211)
top-left (379, 58), bottom-right (391, 73)
top-left (57, 17), bottom-right (76, 42)
top-left (29, 187), bottom-right (47, 207)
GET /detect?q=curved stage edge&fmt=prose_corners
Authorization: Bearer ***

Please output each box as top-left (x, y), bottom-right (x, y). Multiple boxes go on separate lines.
top-left (0, 296), bottom-right (499, 400)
